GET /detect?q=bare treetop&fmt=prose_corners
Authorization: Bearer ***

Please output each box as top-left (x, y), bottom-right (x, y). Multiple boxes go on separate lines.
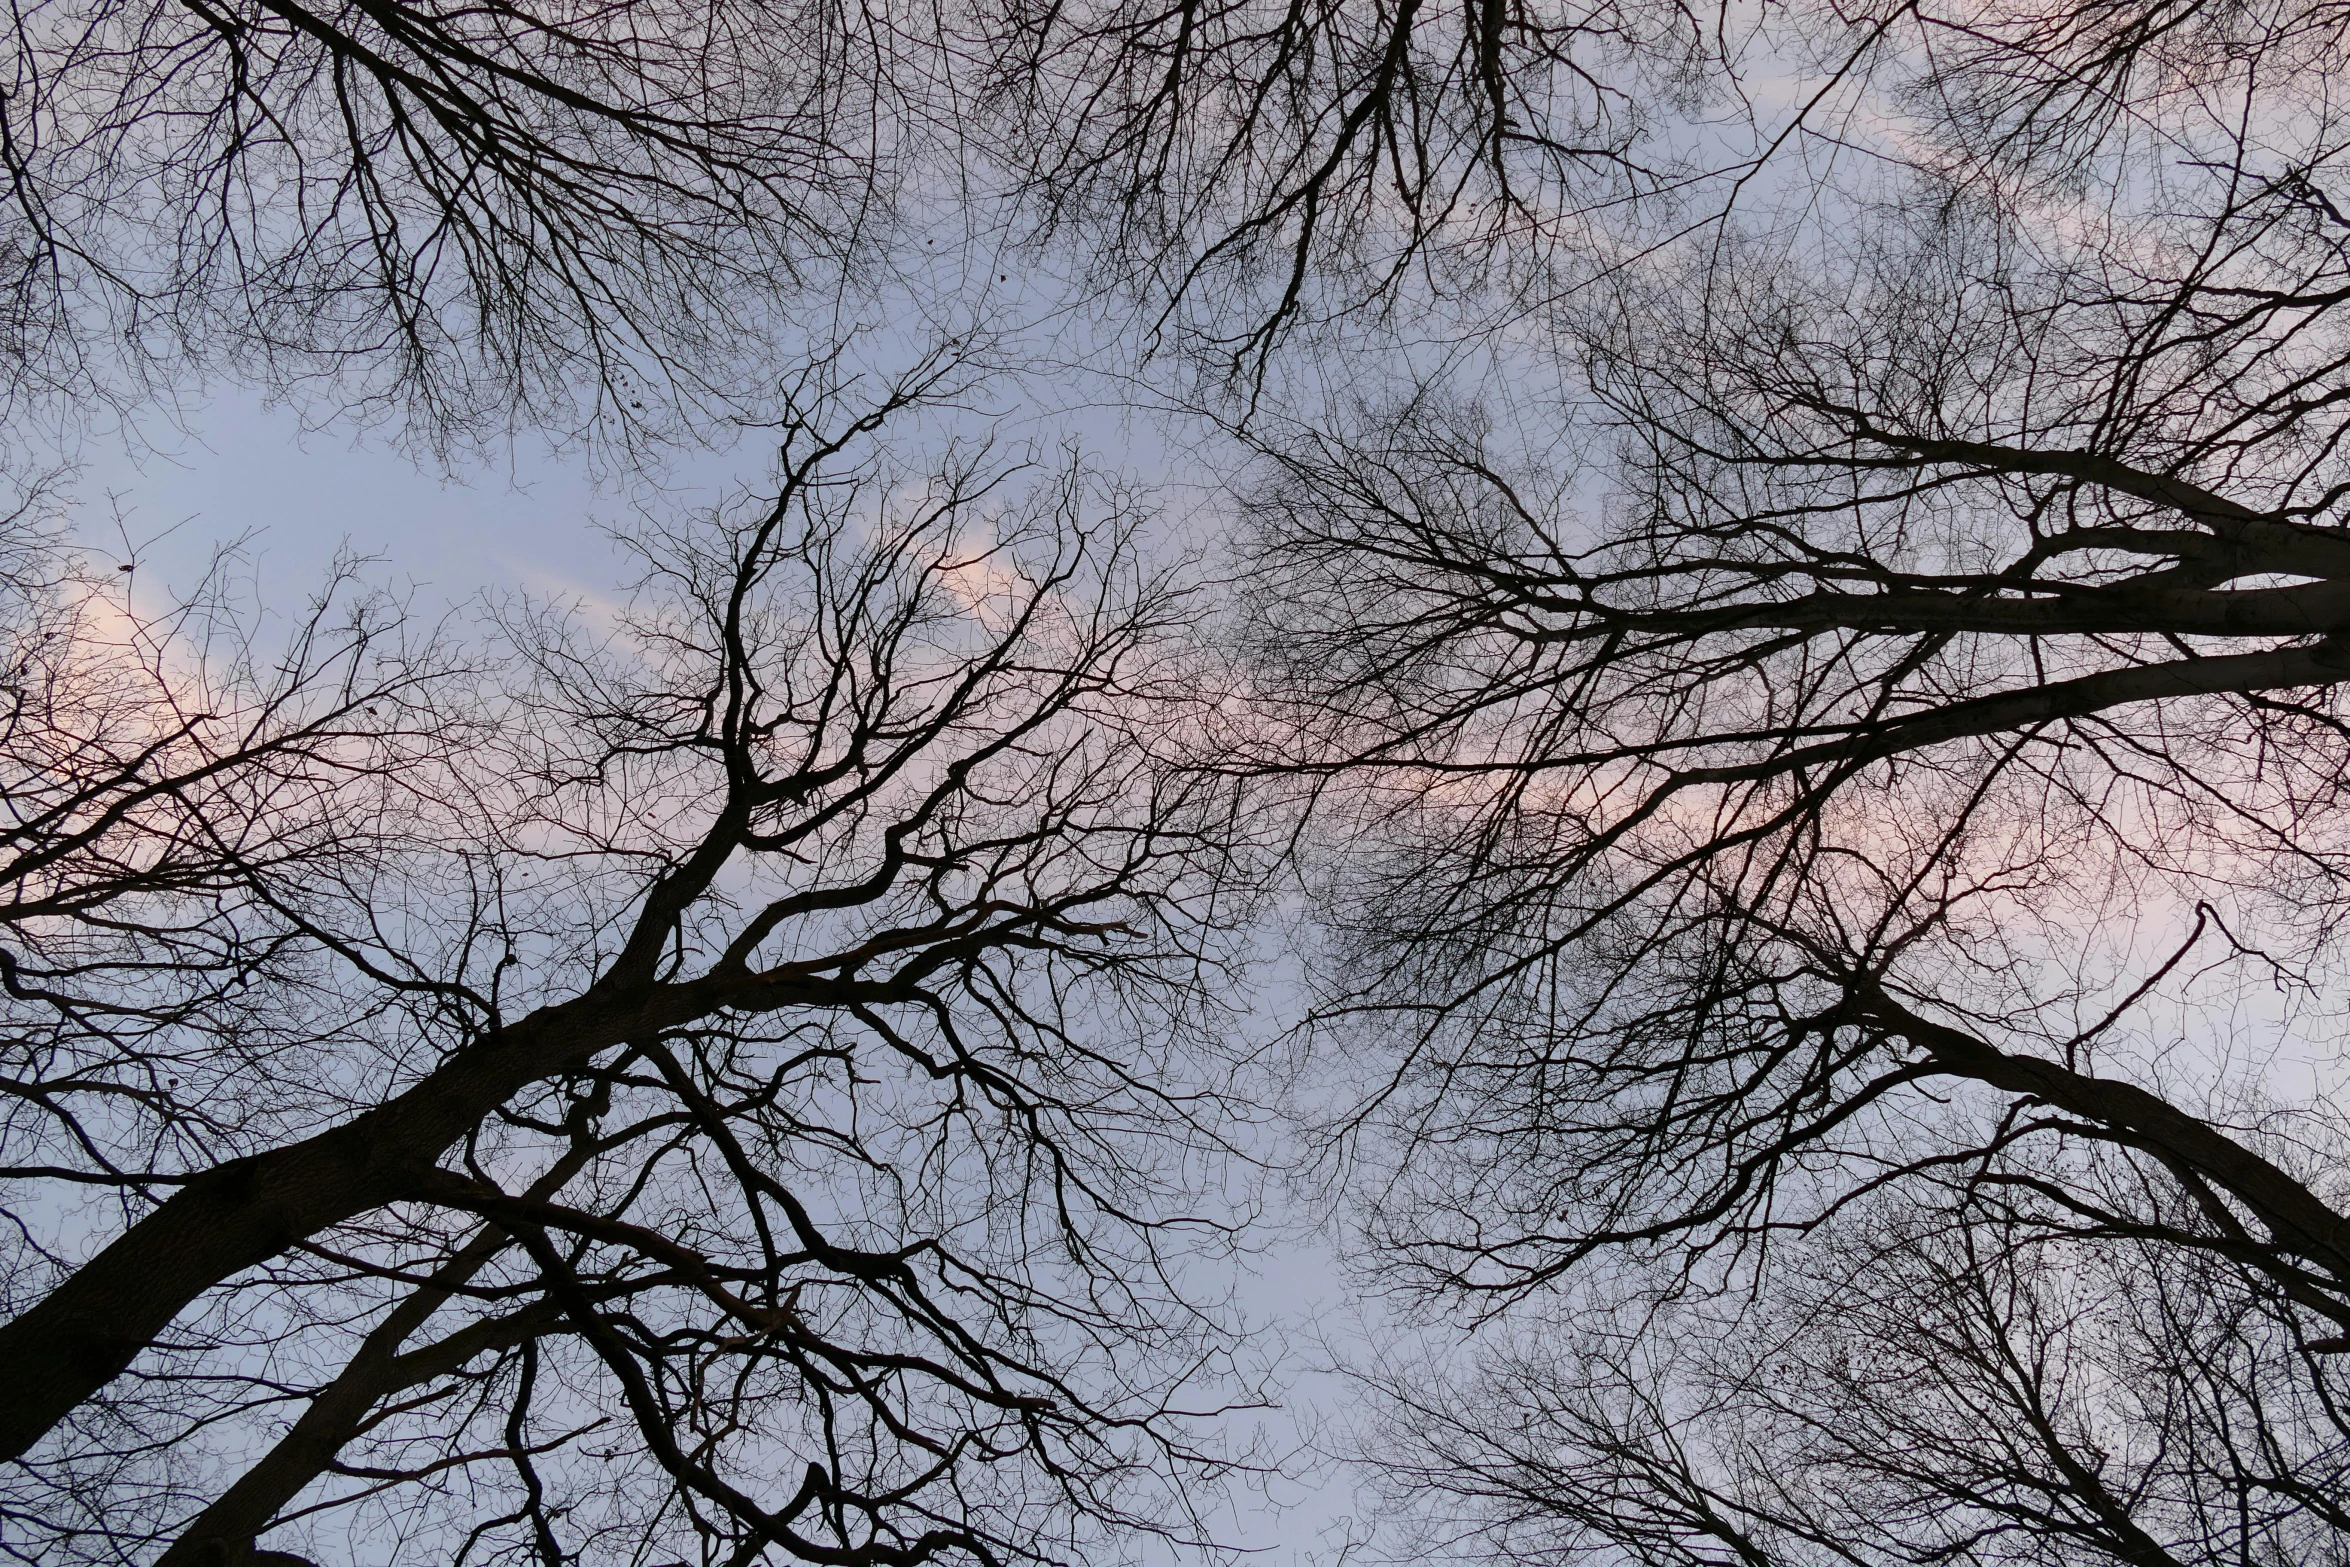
top-left (1233, 6), bottom-right (2350, 1562)
top-left (1, 0), bottom-right (917, 445)
top-left (0, 359), bottom-right (1274, 1567)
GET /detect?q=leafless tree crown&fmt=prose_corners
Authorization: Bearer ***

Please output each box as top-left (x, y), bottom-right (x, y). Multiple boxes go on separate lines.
top-left (0, 0), bottom-right (917, 443)
top-left (12, 0), bottom-right (2350, 1564)
top-left (1230, 2), bottom-right (2350, 1564)
top-left (0, 359), bottom-right (1272, 1567)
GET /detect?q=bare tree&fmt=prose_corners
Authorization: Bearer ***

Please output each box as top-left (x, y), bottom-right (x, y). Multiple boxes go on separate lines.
top-left (0, 0), bottom-right (2136, 447)
top-left (0, 0), bottom-right (926, 445)
top-left (1363, 1171), bottom-right (2350, 1567)
top-left (0, 0), bottom-right (1761, 448)
top-left (0, 488), bottom-right (465, 1233)
top-left (24, 0), bottom-right (2350, 1562)
top-left (0, 356), bottom-right (1269, 1567)
top-left (1233, 2), bottom-right (2350, 1561)
top-left (970, 0), bottom-right (1736, 380)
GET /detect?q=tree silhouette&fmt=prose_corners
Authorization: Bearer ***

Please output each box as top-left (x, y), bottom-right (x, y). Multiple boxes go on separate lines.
top-left (1241, 5), bottom-right (2350, 1560)
top-left (0, 358), bottom-right (1267, 1567)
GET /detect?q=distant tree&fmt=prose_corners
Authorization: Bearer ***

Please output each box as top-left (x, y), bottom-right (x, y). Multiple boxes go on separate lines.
top-left (0, 0), bottom-right (1777, 446)
top-left (0, 357), bottom-right (1266, 1567)
top-left (1236, 2), bottom-right (2350, 1561)
top-left (1363, 1178), bottom-right (2350, 1567)
top-left (976, 0), bottom-right (1732, 378)
top-left (0, 0), bottom-right (929, 444)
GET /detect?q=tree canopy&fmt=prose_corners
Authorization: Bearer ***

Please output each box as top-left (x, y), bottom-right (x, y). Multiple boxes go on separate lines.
top-left (5, 1), bottom-right (2350, 1565)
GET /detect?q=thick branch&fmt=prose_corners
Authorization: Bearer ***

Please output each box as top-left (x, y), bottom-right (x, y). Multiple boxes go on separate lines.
top-left (1851, 978), bottom-right (2350, 1288)
top-left (1698, 640), bottom-right (2350, 789)
top-left (0, 968), bottom-right (867, 1462)
top-left (1576, 577), bottom-right (2350, 641)
top-left (1848, 432), bottom-right (2350, 579)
